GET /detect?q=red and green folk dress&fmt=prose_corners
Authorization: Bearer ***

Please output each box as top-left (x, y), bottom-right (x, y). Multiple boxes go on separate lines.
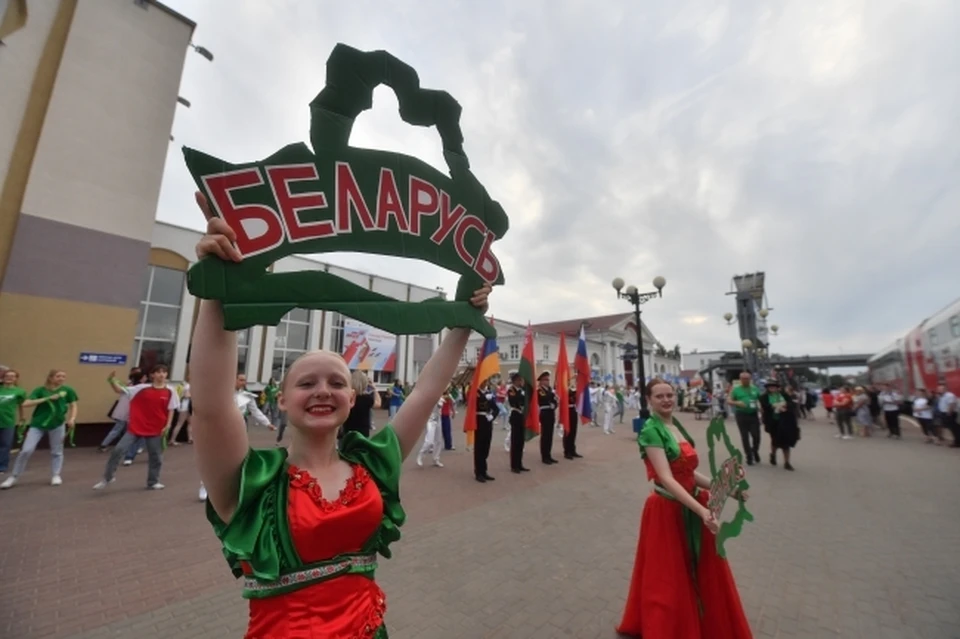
top-left (206, 427), bottom-right (405, 639)
top-left (617, 415), bottom-right (753, 639)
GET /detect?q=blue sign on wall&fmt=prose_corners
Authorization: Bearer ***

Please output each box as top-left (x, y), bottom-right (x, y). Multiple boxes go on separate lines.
top-left (79, 352), bottom-right (128, 366)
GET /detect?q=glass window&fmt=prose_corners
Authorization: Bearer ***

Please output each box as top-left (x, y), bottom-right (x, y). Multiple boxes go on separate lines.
top-left (236, 328), bottom-right (251, 375)
top-left (543, 345), bottom-right (550, 361)
top-left (133, 266), bottom-right (185, 370)
top-left (138, 341), bottom-right (175, 374)
top-left (509, 344), bottom-right (519, 360)
top-left (928, 328), bottom-right (938, 347)
top-left (143, 305), bottom-right (180, 340)
top-left (330, 312), bottom-right (345, 353)
top-left (150, 267), bottom-right (186, 306)
top-left (272, 309), bottom-right (312, 380)
top-left (951, 316), bottom-right (960, 338)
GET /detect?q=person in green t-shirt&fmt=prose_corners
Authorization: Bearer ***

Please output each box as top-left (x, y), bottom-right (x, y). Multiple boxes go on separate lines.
top-left (727, 371), bottom-right (762, 466)
top-left (1, 369), bottom-right (31, 473)
top-left (262, 378), bottom-right (280, 427)
top-left (1, 369), bottom-right (78, 489)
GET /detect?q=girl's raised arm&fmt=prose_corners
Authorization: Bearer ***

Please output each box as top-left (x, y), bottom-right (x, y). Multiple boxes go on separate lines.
top-left (189, 192), bottom-right (249, 523)
top-left (391, 285), bottom-right (491, 458)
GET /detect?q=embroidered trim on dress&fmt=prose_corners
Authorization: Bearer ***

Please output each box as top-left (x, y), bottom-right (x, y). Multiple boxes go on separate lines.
top-left (288, 463), bottom-right (369, 511)
top-left (243, 553), bottom-right (378, 597)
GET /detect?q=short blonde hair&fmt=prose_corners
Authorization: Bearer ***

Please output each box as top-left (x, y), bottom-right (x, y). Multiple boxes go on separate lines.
top-left (351, 369), bottom-right (369, 394)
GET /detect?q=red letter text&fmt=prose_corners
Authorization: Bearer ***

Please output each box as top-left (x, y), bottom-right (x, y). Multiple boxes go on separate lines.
top-left (266, 164), bottom-right (334, 243)
top-left (203, 169), bottom-right (284, 258)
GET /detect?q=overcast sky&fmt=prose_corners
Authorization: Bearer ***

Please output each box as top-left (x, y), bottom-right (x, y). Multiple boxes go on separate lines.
top-left (158, 0), bottom-right (959, 361)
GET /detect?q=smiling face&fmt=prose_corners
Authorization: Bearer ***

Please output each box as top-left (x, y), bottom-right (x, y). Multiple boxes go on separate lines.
top-left (47, 370), bottom-right (67, 387)
top-left (647, 382), bottom-right (675, 417)
top-left (279, 351), bottom-right (356, 433)
top-left (2, 370), bottom-right (18, 386)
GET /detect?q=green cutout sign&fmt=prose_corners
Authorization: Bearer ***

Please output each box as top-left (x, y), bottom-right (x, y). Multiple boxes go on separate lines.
top-left (704, 416), bottom-right (754, 557)
top-left (182, 44), bottom-right (508, 337)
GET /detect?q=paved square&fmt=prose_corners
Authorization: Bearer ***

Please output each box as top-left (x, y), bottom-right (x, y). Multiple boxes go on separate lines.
top-left (2, 411), bottom-right (958, 638)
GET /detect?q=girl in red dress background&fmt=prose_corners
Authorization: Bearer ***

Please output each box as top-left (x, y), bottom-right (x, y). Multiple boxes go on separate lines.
top-left (189, 193), bottom-right (492, 639)
top-left (618, 379), bottom-right (753, 638)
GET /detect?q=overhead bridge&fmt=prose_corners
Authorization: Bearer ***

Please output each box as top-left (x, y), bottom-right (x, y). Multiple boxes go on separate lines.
top-left (697, 353), bottom-right (873, 377)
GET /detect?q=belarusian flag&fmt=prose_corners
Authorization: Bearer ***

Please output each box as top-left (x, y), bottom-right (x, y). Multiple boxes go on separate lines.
top-left (519, 322), bottom-right (540, 440)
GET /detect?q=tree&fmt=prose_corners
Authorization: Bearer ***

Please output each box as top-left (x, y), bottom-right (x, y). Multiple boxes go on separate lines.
top-left (828, 374), bottom-right (846, 388)
top-left (655, 343), bottom-right (667, 357)
top-left (671, 344), bottom-right (681, 360)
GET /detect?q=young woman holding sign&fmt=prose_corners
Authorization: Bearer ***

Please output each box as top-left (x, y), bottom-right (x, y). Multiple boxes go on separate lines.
top-left (617, 379), bottom-right (752, 639)
top-left (189, 192), bottom-right (491, 639)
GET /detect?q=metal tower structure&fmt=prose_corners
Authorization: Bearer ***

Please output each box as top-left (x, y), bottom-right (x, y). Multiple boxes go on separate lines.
top-left (726, 272), bottom-right (772, 373)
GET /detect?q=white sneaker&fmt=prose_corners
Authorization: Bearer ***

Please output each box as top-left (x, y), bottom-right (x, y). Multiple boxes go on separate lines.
top-left (93, 478), bottom-right (114, 490)
top-left (1, 475), bottom-right (17, 489)
top-left (842, 435), bottom-right (852, 440)
top-left (198, 485), bottom-right (208, 501)
top-left (416, 454), bottom-right (424, 467)
top-left (148, 483), bottom-right (165, 490)
top-left (122, 460), bottom-right (132, 466)
top-left (433, 460), bottom-right (444, 468)
top-left (51, 475), bottom-right (62, 486)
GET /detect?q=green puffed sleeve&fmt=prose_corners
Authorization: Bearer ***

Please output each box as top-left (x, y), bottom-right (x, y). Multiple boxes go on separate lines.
top-left (637, 418), bottom-right (681, 460)
top-left (339, 425), bottom-right (406, 559)
top-left (637, 420), bottom-right (665, 455)
top-left (206, 447), bottom-right (297, 581)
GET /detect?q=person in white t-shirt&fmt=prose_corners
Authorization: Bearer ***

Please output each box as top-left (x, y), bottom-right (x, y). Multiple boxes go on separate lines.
top-left (878, 384), bottom-right (903, 439)
top-left (168, 376), bottom-right (191, 446)
top-left (936, 383), bottom-right (958, 448)
top-left (416, 397), bottom-right (445, 468)
top-left (912, 389), bottom-right (936, 443)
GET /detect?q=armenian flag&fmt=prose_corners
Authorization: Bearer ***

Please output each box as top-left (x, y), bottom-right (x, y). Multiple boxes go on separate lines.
top-left (463, 317), bottom-right (500, 433)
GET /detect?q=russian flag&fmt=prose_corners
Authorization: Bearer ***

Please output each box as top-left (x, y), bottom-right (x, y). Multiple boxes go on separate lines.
top-left (575, 326), bottom-right (593, 424)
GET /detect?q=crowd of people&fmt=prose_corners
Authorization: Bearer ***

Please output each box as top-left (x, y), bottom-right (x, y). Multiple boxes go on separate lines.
top-left (1, 200), bottom-right (955, 637)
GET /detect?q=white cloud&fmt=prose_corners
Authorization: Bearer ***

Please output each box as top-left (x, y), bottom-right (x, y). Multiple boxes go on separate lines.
top-left (158, 0), bottom-right (960, 361)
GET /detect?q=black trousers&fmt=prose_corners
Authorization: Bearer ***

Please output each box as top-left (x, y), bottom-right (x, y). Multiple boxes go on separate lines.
top-left (943, 413), bottom-right (960, 447)
top-left (884, 410), bottom-right (901, 437)
top-left (540, 413), bottom-right (556, 461)
top-left (734, 412), bottom-right (761, 459)
top-left (563, 410), bottom-right (579, 457)
top-left (474, 416), bottom-right (493, 477)
top-left (509, 412), bottom-right (526, 470)
top-left (836, 409), bottom-right (853, 435)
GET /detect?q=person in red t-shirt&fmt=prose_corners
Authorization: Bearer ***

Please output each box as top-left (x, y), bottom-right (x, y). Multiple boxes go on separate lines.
top-left (833, 386), bottom-right (854, 439)
top-left (440, 390), bottom-right (456, 451)
top-left (95, 365), bottom-right (178, 490)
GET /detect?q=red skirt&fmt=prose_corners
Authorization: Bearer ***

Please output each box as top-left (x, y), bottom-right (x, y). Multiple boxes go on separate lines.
top-left (617, 490), bottom-right (752, 638)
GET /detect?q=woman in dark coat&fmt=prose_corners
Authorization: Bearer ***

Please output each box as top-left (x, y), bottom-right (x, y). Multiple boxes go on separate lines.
top-left (760, 380), bottom-right (800, 471)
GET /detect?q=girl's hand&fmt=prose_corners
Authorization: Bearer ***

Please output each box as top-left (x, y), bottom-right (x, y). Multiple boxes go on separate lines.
top-left (469, 283), bottom-right (492, 313)
top-left (700, 507), bottom-right (720, 535)
top-left (194, 192), bottom-right (243, 263)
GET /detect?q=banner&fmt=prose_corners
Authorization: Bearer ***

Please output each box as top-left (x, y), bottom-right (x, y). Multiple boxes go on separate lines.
top-left (182, 43), bottom-right (508, 338)
top-left (341, 320), bottom-right (397, 372)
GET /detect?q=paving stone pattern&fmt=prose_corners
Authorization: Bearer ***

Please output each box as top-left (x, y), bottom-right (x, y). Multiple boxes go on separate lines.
top-left (1, 410), bottom-right (958, 638)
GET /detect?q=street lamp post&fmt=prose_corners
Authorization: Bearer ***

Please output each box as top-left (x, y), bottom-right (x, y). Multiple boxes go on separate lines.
top-left (190, 43), bottom-right (215, 62)
top-left (612, 275), bottom-right (666, 420)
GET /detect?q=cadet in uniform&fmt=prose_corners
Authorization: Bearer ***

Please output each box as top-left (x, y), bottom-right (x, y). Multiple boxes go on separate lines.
top-left (474, 380), bottom-right (499, 482)
top-left (507, 373), bottom-right (530, 473)
top-left (564, 383), bottom-right (583, 459)
top-left (537, 371), bottom-right (559, 464)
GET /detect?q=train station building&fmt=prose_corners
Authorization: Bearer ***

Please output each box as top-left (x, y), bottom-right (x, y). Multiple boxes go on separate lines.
top-left (0, 1), bottom-right (440, 429)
